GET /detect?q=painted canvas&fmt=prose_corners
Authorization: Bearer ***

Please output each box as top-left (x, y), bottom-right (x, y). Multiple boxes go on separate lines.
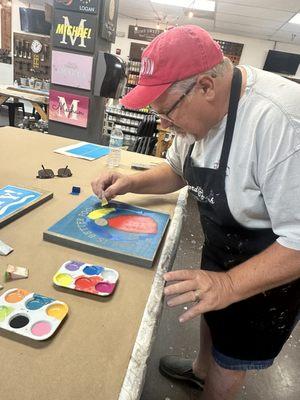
top-left (0, 186), bottom-right (53, 228)
top-left (49, 89), bottom-right (90, 128)
top-left (44, 197), bottom-right (170, 268)
top-left (53, 9), bottom-right (97, 53)
top-left (51, 51), bottom-right (93, 90)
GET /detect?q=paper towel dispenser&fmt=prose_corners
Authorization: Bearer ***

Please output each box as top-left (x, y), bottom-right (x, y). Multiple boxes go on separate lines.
top-left (94, 52), bottom-right (127, 99)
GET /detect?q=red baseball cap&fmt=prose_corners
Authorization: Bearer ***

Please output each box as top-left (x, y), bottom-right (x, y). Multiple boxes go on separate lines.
top-left (120, 25), bottom-right (223, 110)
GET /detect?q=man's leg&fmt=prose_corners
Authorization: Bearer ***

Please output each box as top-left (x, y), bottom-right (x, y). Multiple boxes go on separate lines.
top-left (201, 356), bottom-right (246, 400)
top-left (193, 315), bottom-right (212, 379)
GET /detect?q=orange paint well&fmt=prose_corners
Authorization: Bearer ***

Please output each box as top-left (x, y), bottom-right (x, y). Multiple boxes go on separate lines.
top-left (5, 289), bottom-right (30, 303)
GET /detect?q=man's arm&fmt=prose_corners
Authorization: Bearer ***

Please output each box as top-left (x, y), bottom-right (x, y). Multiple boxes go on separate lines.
top-left (91, 163), bottom-right (186, 200)
top-left (227, 241), bottom-right (300, 302)
top-left (129, 163), bottom-right (186, 194)
top-left (164, 242), bottom-right (300, 323)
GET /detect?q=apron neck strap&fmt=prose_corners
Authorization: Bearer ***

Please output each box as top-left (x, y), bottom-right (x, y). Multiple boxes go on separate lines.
top-left (219, 67), bottom-right (242, 171)
top-left (185, 67), bottom-right (242, 166)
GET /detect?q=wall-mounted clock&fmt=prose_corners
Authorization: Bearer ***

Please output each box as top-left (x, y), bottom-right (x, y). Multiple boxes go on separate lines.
top-left (31, 40), bottom-right (43, 54)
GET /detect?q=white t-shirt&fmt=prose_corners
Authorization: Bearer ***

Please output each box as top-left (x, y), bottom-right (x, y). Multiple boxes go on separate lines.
top-left (166, 66), bottom-right (300, 250)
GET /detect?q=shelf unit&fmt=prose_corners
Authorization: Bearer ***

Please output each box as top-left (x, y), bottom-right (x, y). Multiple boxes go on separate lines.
top-left (104, 105), bottom-right (153, 147)
top-left (13, 33), bottom-right (51, 84)
top-left (124, 60), bottom-right (141, 95)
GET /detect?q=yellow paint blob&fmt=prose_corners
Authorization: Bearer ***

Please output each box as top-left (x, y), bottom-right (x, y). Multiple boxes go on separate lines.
top-left (46, 303), bottom-right (68, 320)
top-left (54, 273), bottom-right (73, 287)
top-left (87, 208), bottom-right (115, 220)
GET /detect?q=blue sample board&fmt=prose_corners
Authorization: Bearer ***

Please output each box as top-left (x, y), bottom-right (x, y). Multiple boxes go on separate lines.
top-left (43, 196), bottom-right (170, 268)
top-left (66, 144), bottom-right (110, 160)
top-left (0, 185), bottom-right (53, 228)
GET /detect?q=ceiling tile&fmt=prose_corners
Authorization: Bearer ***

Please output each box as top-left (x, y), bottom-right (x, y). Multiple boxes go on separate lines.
top-left (217, 0), bottom-right (300, 12)
top-left (179, 17), bottom-right (215, 30)
top-left (215, 21), bottom-right (275, 35)
top-left (271, 31), bottom-right (300, 44)
top-left (279, 22), bottom-right (300, 33)
top-left (216, 13), bottom-right (283, 29)
top-left (218, 2), bottom-right (295, 21)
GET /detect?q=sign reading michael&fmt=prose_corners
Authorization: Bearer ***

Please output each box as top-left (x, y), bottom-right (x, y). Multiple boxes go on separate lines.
top-left (54, 0), bottom-right (99, 14)
top-left (53, 10), bottom-right (96, 53)
top-left (49, 90), bottom-right (90, 128)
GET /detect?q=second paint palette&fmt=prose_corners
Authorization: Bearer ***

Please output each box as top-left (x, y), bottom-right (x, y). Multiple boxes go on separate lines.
top-left (0, 288), bottom-right (68, 341)
top-left (53, 260), bottom-right (119, 296)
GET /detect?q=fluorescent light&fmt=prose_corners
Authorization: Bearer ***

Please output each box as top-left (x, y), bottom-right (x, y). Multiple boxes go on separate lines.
top-left (289, 13), bottom-right (300, 25)
top-left (151, 0), bottom-right (215, 12)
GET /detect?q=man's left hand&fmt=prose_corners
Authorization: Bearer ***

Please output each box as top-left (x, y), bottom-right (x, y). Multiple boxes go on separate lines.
top-left (163, 269), bottom-right (236, 323)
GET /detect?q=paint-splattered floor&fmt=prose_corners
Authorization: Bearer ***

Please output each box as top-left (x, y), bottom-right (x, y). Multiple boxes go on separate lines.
top-left (141, 196), bottom-right (300, 400)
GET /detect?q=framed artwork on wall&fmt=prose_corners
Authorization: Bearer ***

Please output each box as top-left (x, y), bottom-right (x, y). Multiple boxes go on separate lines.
top-left (49, 89), bottom-right (90, 128)
top-left (51, 50), bottom-right (93, 90)
top-left (53, 10), bottom-right (97, 53)
top-left (54, 0), bottom-right (99, 15)
top-left (100, 0), bottom-right (119, 43)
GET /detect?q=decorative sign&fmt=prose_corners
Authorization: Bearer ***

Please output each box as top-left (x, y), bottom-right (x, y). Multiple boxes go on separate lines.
top-left (100, 0), bottom-right (119, 43)
top-left (49, 89), bottom-right (90, 128)
top-left (0, 185), bottom-right (53, 228)
top-left (53, 10), bottom-right (97, 53)
top-left (129, 42), bottom-right (147, 61)
top-left (54, 0), bottom-right (99, 14)
top-left (128, 25), bottom-right (163, 43)
top-left (51, 50), bottom-right (93, 90)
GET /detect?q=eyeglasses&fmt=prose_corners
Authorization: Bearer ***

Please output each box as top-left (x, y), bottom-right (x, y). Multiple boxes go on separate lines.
top-left (37, 165), bottom-right (72, 179)
top-left (153, 81), bottom-right (197, 122)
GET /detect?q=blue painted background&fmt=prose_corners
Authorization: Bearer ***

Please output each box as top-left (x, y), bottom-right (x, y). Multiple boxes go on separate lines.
top-left (47, 196), bottom-right (170, 262)
top-left (0, 186), bottom-right (42, 220)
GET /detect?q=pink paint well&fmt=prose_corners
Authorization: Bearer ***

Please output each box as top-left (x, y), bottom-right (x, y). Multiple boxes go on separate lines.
top-left (95, 282), bottom-right (115, 294)
top-left (31, 321), bottom-right (52, 337)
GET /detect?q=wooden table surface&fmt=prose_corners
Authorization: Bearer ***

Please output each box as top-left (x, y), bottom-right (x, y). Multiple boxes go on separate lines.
top-left (0, 127), bottom-right (180, 400)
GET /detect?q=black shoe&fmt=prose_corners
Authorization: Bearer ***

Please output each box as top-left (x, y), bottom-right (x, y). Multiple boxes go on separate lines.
top-left (159, 355), bottom-right (205, 390)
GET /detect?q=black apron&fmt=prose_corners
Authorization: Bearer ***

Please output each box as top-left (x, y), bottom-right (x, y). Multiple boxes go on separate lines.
top-left (183, 68), bottom-right (300, 361)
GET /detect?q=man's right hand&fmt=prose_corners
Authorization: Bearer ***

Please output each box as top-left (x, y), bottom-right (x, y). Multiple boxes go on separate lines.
top-left (91, 172), bottom-right (133, 201)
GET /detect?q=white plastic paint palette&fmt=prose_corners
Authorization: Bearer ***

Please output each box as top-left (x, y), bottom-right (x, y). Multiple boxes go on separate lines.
top-left (53, 260), bottom-right (119, 296)
top-left (0, 288), bottom-right (68, 341)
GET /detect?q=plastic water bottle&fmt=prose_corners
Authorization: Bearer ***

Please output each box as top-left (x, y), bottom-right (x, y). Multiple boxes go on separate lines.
top-left (107, 128), bottom-right (124, 167)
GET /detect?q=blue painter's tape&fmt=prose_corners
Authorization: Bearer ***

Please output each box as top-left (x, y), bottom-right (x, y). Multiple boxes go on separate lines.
top-left (71, 186), bottom-right (81, 195)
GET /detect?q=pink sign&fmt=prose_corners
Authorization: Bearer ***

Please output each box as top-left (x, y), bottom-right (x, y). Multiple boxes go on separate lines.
top-left (51, 51), bottom-right (93, 90)
top-left (49, 90), bottom-right (90, 128)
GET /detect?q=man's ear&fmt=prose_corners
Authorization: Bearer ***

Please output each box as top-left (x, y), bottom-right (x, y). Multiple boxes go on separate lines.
top-left (196, 74), bottom-right (215, 101)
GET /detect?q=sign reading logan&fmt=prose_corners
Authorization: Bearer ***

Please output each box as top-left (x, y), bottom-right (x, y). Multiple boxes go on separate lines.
top-left (49, 89), bottom-right (90, 128)
top-left (53, 10), bottom-right (96, 53)
top-left (54, 0), bottom-right (99, 14)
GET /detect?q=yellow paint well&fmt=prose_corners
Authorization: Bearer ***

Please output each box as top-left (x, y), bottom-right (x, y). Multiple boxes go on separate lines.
top-left (46, 303), bottom-right (68, 320)
top-left (54, 273), bottom-right (73, 287)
